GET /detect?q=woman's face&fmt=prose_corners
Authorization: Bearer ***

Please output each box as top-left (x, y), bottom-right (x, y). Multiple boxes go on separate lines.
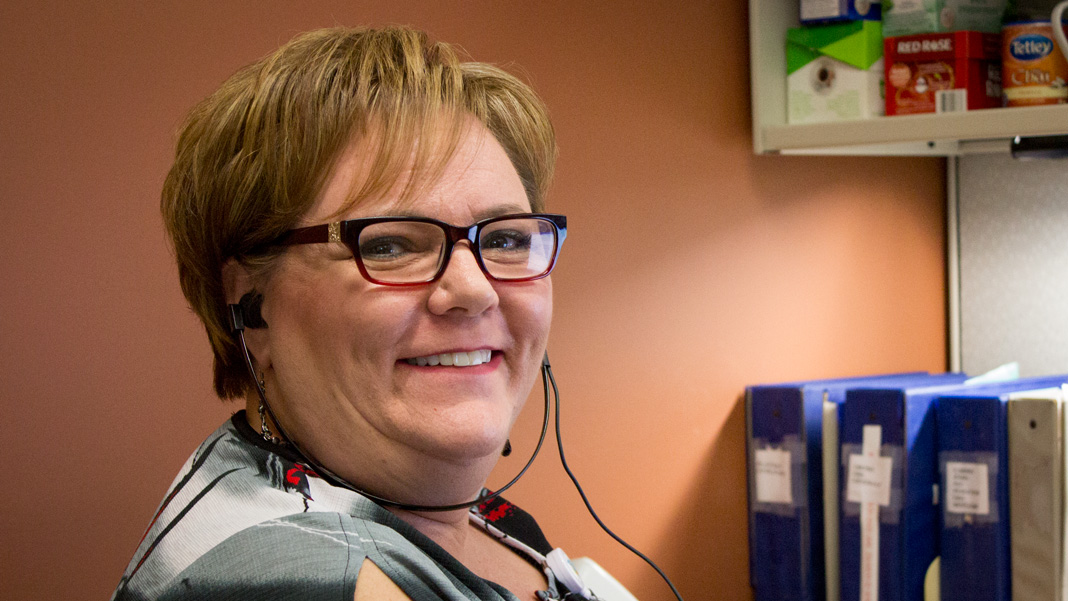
top-left (255, 121), bottom-right (552, 486)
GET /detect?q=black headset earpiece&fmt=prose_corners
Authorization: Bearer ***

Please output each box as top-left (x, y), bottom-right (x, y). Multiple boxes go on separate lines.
top-left (228, 304), bottom-right (245, 333)
top-left (238, 291), bottom-right (267, 329)
top-left (228, 291), bottom-right (267, 334)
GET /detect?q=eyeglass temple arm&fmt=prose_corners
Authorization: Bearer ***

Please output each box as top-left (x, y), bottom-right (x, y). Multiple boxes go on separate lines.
top-left (275, 223), bottom-right (337, 246)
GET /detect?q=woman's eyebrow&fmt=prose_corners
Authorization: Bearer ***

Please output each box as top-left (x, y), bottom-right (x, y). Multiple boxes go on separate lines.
top-left (481, 204), bottom-right (531, 218)
top-left (347, 204), bottom-right (531, 223)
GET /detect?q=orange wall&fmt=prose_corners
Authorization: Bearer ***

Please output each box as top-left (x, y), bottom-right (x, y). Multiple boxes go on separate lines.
top-left (0, 2), bottom-right (947, 600)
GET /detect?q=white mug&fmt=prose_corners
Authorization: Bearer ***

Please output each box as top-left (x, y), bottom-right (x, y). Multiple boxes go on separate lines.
top-left (1054, 1), bottom-right (1068, 61)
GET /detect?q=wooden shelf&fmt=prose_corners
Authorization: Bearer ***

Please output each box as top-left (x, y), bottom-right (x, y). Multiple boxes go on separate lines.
top-left (749, 0), bottom-right (1068, 156)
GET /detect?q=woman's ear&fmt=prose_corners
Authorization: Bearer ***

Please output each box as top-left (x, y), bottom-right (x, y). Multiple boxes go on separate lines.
top-left (222, 259), bottom-right (271, 367)
top-left (222, 259), bottom-right (253, 306)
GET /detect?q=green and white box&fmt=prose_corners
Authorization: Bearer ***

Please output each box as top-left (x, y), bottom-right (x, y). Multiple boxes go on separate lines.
top-left (882, 0), bottom-right (1009, 36)
top-left (787, 21), bottom-right (884, 124)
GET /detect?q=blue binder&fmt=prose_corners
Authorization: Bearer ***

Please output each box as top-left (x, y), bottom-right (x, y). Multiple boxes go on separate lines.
top-left (936, 375), bottom-right (1068, 601)
top-left (746, 372), bottom-right (935, 601)
top-left (838, 375), bottom-right (971, 601)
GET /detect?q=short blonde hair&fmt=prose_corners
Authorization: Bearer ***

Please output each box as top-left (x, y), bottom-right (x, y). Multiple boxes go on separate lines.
top-left (162, 26), bottom-right (557, 399)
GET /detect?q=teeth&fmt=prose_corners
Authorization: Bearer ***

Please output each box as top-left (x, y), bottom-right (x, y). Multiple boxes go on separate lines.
top-left (406, 350), bottom-right (492, 367)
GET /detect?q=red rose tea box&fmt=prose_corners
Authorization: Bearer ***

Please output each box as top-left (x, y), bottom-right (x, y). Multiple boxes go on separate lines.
top-left (884, 31), bottom-right (1002, 115)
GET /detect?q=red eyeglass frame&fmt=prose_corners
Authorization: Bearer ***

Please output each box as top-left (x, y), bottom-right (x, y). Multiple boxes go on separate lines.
top-left (274, 212), bottom-right (568, 286)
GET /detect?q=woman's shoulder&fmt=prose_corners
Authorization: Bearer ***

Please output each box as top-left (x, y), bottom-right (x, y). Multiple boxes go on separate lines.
top-left (112, 416), bottom-right (523, 601)
top-left (111, 415), bottom-right (374, 600)
top-left (140, 509), bottom-right (522, 601)
top-left (154, 511), bottom-right (365, 601)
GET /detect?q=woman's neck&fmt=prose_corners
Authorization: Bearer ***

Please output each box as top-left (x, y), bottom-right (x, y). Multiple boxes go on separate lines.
top-left (389, 506), bottom-right (473, 556)
top-left (243, 395), bottom-right (497, 513)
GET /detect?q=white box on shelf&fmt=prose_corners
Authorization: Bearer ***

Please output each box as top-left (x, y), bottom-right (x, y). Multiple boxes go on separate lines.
top-left (787, 21), bottom-right (885, 124)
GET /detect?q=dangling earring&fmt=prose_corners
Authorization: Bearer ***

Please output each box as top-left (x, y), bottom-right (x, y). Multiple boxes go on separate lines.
top-left (257, 373), bottom-right (282, 445)
top-left (502, 439), bottom-right (512, 457)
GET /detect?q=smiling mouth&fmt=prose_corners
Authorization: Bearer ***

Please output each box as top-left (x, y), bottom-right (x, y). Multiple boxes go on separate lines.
top-left (404, 350), bottom-right (493, 367)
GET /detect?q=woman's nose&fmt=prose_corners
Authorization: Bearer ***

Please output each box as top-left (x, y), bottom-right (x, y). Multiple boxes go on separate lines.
top-left (426, 243), bottom-right (499, 316)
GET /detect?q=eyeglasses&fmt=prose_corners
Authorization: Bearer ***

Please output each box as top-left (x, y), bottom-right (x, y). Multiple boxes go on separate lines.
top-left (276, 213), bottom-right (567, 286)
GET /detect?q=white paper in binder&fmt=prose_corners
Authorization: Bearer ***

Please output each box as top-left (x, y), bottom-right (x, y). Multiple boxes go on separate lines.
top-left (846, 424), bottom-right (892, 601)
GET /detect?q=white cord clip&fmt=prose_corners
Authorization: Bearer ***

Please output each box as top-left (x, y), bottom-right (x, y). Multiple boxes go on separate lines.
top-left (547, 548), bottom-right (593, 599)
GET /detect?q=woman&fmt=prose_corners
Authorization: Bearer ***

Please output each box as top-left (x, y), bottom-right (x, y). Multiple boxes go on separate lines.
top-left (113, 26), bottom-right (575, 601)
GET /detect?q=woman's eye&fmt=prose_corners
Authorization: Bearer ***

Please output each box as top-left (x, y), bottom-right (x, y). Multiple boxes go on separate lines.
top-left (482, 230), bottom-right (531, 251)
top-left (359, 237), bottom-right (412, 260)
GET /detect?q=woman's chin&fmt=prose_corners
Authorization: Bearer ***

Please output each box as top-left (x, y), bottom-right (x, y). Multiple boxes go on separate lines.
top-left (415, 431), bottom-right (511, 465)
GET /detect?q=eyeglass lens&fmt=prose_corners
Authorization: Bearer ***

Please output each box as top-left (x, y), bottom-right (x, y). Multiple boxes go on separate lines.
top-left (356, 217), bottom-right (557, 283)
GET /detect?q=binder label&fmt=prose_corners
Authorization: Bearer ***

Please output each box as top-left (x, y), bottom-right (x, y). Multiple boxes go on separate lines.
top-left (846, 454), bottom-right (893, 506)
top-left (754, 448), bottom-right (793, 504)
top-left (945, 461), bottom-right (990, 515)
top-left (857, 424), bottom-right (884, 601)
